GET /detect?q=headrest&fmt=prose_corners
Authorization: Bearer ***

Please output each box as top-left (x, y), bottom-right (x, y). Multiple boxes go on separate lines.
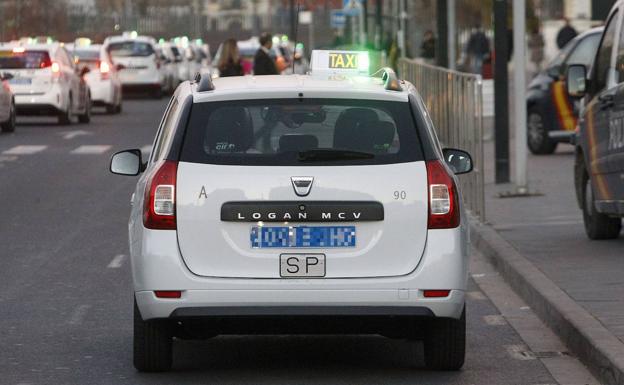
top-left (350, 121), bottom-right (396, 153)
top-left (333, 108), bottom-right (379, 148)
top-left (278, 134), bottom-right (319, 152)
top-left (204, 107), bottom-right (253, 153)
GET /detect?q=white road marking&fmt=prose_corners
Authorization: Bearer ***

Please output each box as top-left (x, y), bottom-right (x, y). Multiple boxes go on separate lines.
top-left (107, 254), bottom-right (125, 268)
top-left (3, 145), bottom-right (47, 155)
top-left (0, 155), bottom-right (18, 162)
top-left (484, 314), bottom-right (507, 325)
top-left (60, 130), bottom-right (92, 140)
top-left (68, 304), bottom-right (91, 325)
top-left (467, 291), bottom-right (487, 300)
top-left (70, 145), bottom-right (111, 154)
top-left (505, 344), bottom-right (536, 360)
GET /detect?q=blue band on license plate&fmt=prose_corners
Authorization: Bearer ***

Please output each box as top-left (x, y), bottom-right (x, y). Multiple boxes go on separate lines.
top-left (251, 226), bottom-right (356, 248)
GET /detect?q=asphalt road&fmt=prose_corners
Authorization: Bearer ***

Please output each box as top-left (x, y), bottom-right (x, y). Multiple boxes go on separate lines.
top-left (0, 99), bottom-right (593, 384)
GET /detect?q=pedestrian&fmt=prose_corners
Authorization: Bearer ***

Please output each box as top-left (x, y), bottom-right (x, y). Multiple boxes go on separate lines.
top-left (253, 32), bottom-right (278, 76)
top-left (217, 38), bottom-right (244, 77)
top-left (466, 25), bottom-right (490, 75)
top-left (421, 30), bottom-right (436, 63)
top-left (556, 17), bottom-right (578, 49)
top-left (528, 25), bottom-right (545, 74)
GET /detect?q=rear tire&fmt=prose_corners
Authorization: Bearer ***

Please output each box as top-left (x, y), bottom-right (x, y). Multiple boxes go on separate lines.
top-left (151, 87), bottom-right (162, 99)
top-left (423, 308), bottom-right (466, 371)
top-left (1, 101), bottom-right (16, 133)
top-left (582, 169), bottom-right (621, 240)
top-left (133, 299), bottom-right (172, 372)
top-left (106, 103), bottom-right (116, 114)
top-left (58, 97), bottom-right (72, 125)
top-left (527, 107), bottom-right (557, 155)
top-left (78, 94), bottom-right (91, 123)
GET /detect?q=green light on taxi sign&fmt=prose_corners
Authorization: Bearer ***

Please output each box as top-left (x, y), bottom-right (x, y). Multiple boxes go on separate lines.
top-left (311, 50), bottom-right (369, 75)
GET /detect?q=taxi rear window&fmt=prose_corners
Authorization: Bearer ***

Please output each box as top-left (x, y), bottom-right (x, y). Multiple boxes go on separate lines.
top-left (107, 41), bottom-right (154, 57)
top-left (0, 50), bottom-right (51, 69)
top-left (180, 99), bottom-right (424, 166)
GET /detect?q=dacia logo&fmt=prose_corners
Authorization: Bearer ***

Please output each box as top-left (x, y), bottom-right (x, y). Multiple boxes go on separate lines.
top-left (328, 52), bottom-right (358, 69)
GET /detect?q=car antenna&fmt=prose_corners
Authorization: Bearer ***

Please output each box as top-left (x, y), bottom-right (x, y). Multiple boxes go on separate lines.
top-left (291, 0), bottom-right (301, 75)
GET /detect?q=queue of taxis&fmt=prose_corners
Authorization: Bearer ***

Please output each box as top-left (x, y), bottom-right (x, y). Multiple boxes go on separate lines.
top-left (527, 27), bottom-right (602, 154)
top-left (110, 50), bottom-right (473, 372)
top-left (0, 41), bottom-right (91, 125)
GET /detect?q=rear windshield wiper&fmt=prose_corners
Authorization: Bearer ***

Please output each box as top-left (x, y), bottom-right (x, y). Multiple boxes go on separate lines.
top-left (297, 149), bottom-right (375, 162)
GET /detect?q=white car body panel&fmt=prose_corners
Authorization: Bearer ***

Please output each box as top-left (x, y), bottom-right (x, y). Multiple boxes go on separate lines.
top-left (176, 162), bottom-right (429, 278)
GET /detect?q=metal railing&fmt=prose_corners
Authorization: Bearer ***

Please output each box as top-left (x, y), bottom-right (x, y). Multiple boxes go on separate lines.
top-left (399, 58), bottom-right (485, 222)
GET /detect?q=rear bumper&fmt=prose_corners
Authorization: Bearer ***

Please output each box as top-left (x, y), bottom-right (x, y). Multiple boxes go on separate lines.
top-left (548, 130), bottom-right (574, 143)
top-left (14, 88), bottom-right (63, 115)
top-left (88, 79), bottom-right (115, 105)
top-left (136, 289), bottom-right (465, 320)
top-left (131, 223), bottom-right (469, 322)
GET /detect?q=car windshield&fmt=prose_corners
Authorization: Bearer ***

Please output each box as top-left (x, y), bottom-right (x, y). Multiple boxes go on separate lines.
top-left (0, 50), bottom-right (51, 69)
top-left (181, 99), bottom-right (423, 166)
top-left (107, 41), bottom-right (154, 57)
top-left (73, 49), bottom-right (99, 62)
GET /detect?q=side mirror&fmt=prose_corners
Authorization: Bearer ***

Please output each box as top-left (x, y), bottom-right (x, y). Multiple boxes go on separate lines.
top-left (0, 72), bottom-right (14, 81)
top-left (110, 149), bottom-right (144, 176)
top-left (442, 148), bottom-right (473, 175)
top-left (566, 64), bottom-right (587, 99)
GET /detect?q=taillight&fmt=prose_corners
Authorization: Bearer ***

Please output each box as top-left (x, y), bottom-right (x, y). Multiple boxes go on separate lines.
top-left (423, 290), bottom-right (451, 298)
top-left (99, 61), bottom-right (110, 80)
top-left (143, 160), bottom-right (177, 230)
top-left (426, 160), bottom-right (460, 229)
top-left (100, 61), bottom-right (110, 74)
top-left (154, 290), bottom-right (182, 299)
top-left (51, 62), bottom-right (60, 73)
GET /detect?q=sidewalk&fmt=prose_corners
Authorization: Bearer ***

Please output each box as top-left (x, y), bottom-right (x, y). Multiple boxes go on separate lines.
top-left (472, 140), bottom-right (624, 383)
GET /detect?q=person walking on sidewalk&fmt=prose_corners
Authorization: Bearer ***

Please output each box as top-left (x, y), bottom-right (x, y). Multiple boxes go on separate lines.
top-left (556, 18), bottom-right (578, 49)
top-left (421, 30), bottom-right (436, 64)
top-left (253, 33), bottom-right (279, 76)
top-left (466, 25), bottom-right (490, 75)
top-left (218, 38), bottom-right (244, 77)
top-left (528, 25), bottom-right (545, 74)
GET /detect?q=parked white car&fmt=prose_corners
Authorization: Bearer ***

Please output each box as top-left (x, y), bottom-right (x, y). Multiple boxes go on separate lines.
top-left (104, 34), bottom-right (163, 98)
top-left (69, 42), bottom-right (122, 114)
top-left (110, 51), bottom-right (473, 372)
top-left (0, 43), bottom-right (91, 125)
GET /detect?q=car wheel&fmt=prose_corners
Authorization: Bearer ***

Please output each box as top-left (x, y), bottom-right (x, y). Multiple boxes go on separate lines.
top-left (133, 298), bottom-right (172, 372)
top-left (423, 307), bottom-right (465, 371)
top-left (78, 94), bottom-right (91, 123)
top-left (58, 96), bottom-right (72, 125)
top-left (1, 101), bottom-right (16, 133)
top-left (106, 104), bottom-right (116, 114)
top-left (152, 88), bottom-right (162, 99)
top-left (582, 169), bottom-right (621, 240)
top-left (527, 107), bottom-right (557, 155)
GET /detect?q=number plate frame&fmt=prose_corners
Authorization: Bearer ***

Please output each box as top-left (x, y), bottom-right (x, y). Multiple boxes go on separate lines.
top-left (280, 254), bottom-right (326, 278)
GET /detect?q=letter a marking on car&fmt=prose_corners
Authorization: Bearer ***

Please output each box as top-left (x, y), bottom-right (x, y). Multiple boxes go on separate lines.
top-left (291, 176), bottom-right (314, 197)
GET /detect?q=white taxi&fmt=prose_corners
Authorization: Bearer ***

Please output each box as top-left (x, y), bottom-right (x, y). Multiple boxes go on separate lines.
top-left (0, 43), bottom-right (91, 125)
top-left (69, 39), bottom-right (123, 114)
top-left (104, 34), bottom-right (163, 98)
top-left (110, 51), bottom-right (472, 372)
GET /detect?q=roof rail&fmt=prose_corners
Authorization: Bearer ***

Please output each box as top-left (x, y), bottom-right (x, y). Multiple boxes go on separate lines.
top-left (379, 67), bottom-right (402, 92)
top-left (194, 71), bottom-right (215, 92)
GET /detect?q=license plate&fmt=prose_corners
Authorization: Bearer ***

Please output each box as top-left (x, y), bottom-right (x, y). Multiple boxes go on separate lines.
top-left (9, 78), bottom-right (31, 85)
top-left (280, 254), bottom-right (325, 277)
top-left (251, 226), bottom-right (356, 248)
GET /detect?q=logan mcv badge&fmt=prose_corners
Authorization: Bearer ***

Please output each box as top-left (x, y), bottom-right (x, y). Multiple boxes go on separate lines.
top-left (291, 176), bottom-right (314, 197)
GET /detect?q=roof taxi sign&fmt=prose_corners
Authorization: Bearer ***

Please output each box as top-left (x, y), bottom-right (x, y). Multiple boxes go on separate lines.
top-left (311, 50), bottom-right (370, 76)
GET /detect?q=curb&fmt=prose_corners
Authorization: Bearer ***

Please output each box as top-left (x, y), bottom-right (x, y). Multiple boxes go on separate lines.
top-left (470, 219), bottom-right (624, 385)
